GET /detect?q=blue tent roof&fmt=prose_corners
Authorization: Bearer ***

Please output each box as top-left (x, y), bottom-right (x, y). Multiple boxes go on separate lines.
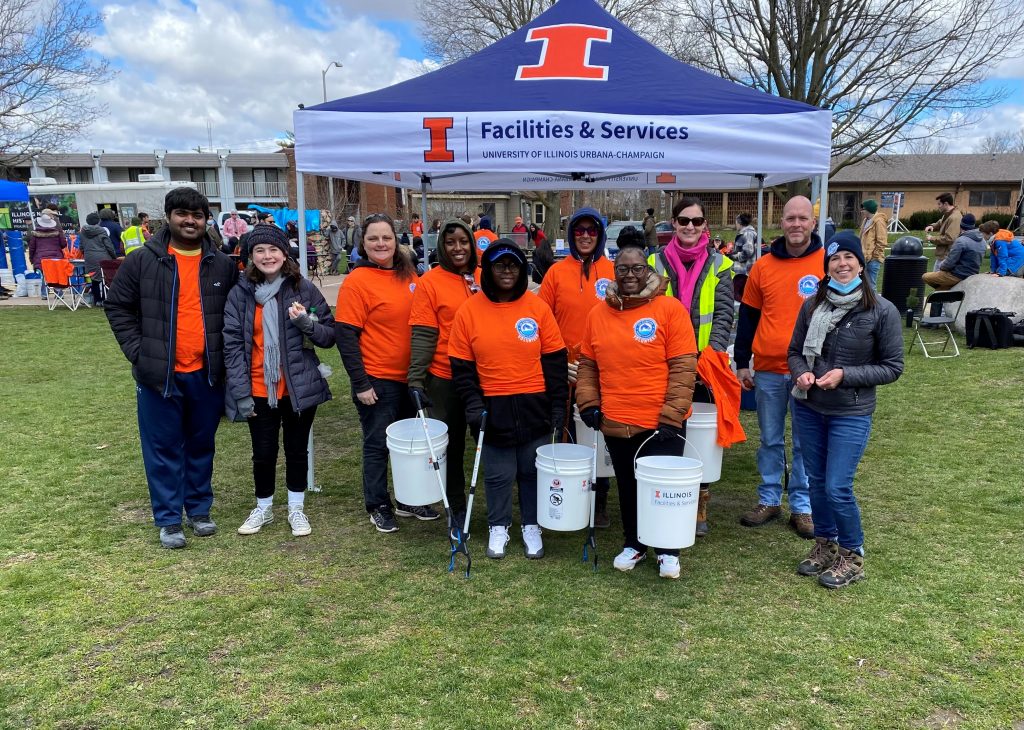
top-left (310, 0), bottom-right (816, 117)
top-left (0, 180), bottom-right (29, 202)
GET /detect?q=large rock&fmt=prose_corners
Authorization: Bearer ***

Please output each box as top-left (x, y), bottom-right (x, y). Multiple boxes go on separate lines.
top-left (948, 274), bottom-right (1024, 333)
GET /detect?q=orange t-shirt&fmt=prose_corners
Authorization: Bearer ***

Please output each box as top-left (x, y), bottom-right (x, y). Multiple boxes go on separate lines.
top-left (474, 230), bottom-right (497, 260)
top-left (251, 304), bottom-right (287, 399)
top-left (538, 255), bottom-right (616, 350)
top-left (742, 251), bottom-right (822, 374)
top-left (170, 247), bottom-right (205, 373)
top-left (408, 266), bottom-right (480, 380)
top-left (448, 292), bottom-right (565, 397)
top-left (336, 266), bottom-right (416, 382)
top-left (411, 220), bottom-right (424, 237)
top-left (581, 297), bottom-right (697, 430)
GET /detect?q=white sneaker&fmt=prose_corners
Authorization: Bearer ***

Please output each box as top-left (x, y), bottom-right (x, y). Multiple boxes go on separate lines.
top-left (487, 525), bottom-right (510, 559)
top-left (658, 554), bottom-right (681, 579)
top-left (522, 524), bottom-right (544, 559)
top-left (613, 547), bottom-right (647, 572)
top-left (288, 508), bottom-right (311, 537)
top-left (237, 507), bottom-right (273, 535)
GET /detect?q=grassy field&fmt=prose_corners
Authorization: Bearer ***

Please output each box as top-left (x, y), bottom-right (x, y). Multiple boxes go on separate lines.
top-left (0, 307), bottom-right (1021, 729)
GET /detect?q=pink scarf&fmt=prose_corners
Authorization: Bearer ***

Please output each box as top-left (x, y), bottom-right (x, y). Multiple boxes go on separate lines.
top-left (663, 231), bottom-right (710, 311)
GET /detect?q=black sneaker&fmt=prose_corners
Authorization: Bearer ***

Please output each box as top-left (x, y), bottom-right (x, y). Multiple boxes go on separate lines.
top-left (369, 507), bottom-right (399, 533)
top-left (394, 503), bottom-right (441, 521)
top-left (159, 524), bottom-right (186, 549)
top-left (185, 514), bottom-right (217, 537)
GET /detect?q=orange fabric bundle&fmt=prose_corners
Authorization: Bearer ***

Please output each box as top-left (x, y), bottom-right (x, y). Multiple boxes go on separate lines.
top-left (40, 258), bottom-right (72, 287)
top-left (695, 346), bottom-right (746, 448)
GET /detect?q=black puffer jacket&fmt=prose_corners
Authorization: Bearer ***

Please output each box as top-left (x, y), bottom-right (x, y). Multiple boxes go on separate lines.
top-left (223, 276), bottom-right (335, 413)
top-left (105, 228), bottom-right (238, 395)
top-left (787, 294), bottom-right (904, 416)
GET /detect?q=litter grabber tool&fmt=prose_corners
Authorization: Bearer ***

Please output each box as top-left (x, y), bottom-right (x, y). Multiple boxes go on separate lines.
top-left (457, 411), bottom-right (487, 578)
top-left (581, 436), bottom-right (599, 571)
top-left (411, 390), bottom-right (459, 573)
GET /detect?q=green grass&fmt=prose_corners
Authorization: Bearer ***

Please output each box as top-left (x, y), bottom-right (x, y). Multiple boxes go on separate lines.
top-left (1, 308), bottom-right (1021, 729)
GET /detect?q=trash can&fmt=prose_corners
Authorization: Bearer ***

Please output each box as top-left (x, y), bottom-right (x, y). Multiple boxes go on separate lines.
top-left (3, 230), bottom-right (27, 276)
top-left (882, 236), bottom-right (927, 325)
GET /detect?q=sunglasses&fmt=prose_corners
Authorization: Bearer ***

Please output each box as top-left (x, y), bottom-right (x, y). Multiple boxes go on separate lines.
top-left (614, 264), bottom-right (648, 276)
top-left (674, 216), bottom-right (706, 227)
top-left (574, 225), bottom-right (599, 237)
top-left (462, 272), bottom-right (480, 293)
top-left (493, 261), bottom-right (521, 273)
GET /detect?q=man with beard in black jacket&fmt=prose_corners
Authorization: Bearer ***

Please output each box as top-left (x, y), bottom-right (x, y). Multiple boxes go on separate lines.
top-left (105, 188), bottom-right (238, 549)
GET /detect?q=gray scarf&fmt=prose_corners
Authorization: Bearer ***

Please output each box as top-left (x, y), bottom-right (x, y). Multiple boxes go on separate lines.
top-left (792, 287), bottom-right (861, 400)
top-left (254, 276), bottom-right (285, 408)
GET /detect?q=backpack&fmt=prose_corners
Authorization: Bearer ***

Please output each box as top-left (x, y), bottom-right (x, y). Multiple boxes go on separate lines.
top-left (965, 308), bottom-right (1015, 350)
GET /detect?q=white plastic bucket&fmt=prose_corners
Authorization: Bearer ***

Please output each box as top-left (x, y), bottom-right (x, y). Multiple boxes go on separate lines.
top-left (573, 408), bottom-right (614, 478)
top-left (535, 443), bottom-right (594, 532)
top-left (385, 418), bottom-right (448, 506)
top-left (682, 403), bottom-right (722, 482)
top-left (635, 454), bottom-right (703, 550)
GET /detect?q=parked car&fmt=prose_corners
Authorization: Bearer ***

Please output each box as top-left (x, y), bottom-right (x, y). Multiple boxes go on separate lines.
top-left (605, 220), bottom-right (643, 248)
top-left (656, 221), bottom-right (674, 246)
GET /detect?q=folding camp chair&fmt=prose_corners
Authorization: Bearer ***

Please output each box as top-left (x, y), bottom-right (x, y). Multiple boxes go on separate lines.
top-left (908, 290), bottom-right (964, 358)
top-left (99, 259), bottom-right (122, 301)
top-left (40, 258), bottom-right (84, 311)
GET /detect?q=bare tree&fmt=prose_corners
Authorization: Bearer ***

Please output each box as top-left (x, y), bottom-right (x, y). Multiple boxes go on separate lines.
top-left (903, 137), bottom-right (950, 155)
top-left (417, 0), bottom-right (667, 64)
top-left (664, 0), bottom-right (1024, 173)
top-left (973, 130), bottom-right (1024, 154)
top-left (0, 0), bottom-right (112, 166)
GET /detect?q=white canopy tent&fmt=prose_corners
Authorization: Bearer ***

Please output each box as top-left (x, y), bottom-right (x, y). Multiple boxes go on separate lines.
top-left (290, 0), bottom-right (833, 487)
top-left (293, 0), bottom-right (833, 254)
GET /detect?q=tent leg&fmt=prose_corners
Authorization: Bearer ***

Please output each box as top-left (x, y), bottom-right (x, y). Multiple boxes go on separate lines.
top-left (756, 175), bottom-right (765, 260)
top-left (818, 173), bottom-right (830, 242)
top-left (420, 177), bottom-right (430, 262)
top-left (295, 174), bottom-right (318, 492)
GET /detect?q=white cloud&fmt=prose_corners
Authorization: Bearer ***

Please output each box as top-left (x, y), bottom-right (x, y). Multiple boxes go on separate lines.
top-left (81, 0), bottom-right (426, 151)
top-left (945, 104), bottom-right (1024, 152)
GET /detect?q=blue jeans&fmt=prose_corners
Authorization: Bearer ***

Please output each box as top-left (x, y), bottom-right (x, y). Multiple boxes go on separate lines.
top-left (354, 376), bottom-right (413, 512)
top-left (865, 260), bottom-right (881, 290)
top-left (753, 371), bottom-right (810, 513)
top-left (482, 436), bottom-right (547, 528)
top-left (792, 403), bottom-right (871, 553)
top-left (136, 371), bottom-right (224, 527)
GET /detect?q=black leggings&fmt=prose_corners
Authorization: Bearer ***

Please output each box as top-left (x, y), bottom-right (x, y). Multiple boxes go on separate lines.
top-left (247, 396), bottom-right (317, 497)
top-left (605, 428), bottom-right (685, 557)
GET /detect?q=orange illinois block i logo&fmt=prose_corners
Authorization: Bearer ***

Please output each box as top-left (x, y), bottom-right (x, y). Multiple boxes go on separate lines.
top-left (423, 117), bottom-right (454, 163)
top-left (516, 24), bottom-right (612, 81)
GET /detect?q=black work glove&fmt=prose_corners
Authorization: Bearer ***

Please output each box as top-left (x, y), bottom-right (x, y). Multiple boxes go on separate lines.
top-left (466, 408), bottom-right (484, 433)
top-left (580, 407), bottom-right (602, 430)
top-left (409, 387), bottom-right (432, 410)
top-left (550, 406), bottom-right (566, 436)
top-left (653, 423), bottom-right (684, 442)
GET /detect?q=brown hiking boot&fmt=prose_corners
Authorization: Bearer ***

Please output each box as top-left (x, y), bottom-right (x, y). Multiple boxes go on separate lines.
top-left (818, 547), bottom-right (865, 589)
top-left (695, 488), bottom-right (710, 537)
top-left (797, 537), bottom-right (838, 576)
top-left (789, 512), bottom-right (815, 539)
top-left (740, 503), bottom-right (781, 527)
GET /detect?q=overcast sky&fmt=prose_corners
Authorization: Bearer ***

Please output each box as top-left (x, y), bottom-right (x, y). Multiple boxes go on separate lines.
top-left (80, 0), bottom-right (1024, 155)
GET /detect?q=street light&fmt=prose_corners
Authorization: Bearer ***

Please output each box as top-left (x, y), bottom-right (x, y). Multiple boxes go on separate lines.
top-left (321, 61), bottom-right (343, 103)
top-left (321, 61), bottom-right (344, 220)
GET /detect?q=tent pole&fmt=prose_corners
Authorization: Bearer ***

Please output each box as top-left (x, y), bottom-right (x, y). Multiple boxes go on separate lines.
top-left (296, 173), bottom-right (319, 493)
top-left (420, 176), bottom-right (430, 261)
top-left (818, 173), bottom-right (830, 242)
top-left (755, 175), bottom-right (765, 261)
